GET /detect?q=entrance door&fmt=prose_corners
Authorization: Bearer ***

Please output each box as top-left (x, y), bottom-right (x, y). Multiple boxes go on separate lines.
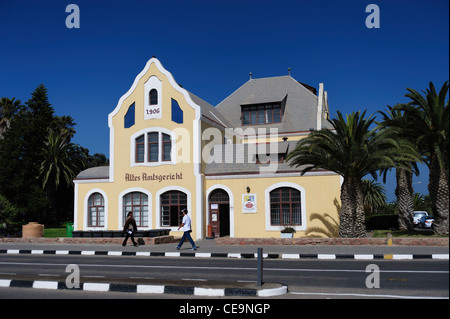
top-left (209, 189), bottom-right (230, 238)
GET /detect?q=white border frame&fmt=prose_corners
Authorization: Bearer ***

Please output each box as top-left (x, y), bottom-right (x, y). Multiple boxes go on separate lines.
top-left (108, 57), bottom-right (203, 239)
top-left (83, 188), bottom-right (109, 231)
top-left (144, 76), bottom-right (162, 120)
top-left (264, 182), bottom-right (307, 231)
top-left (155, 186), bottom-right (192, 233)
top-left (206, 184), bottom-right (235, 238)
top-left (130, 127), bottom-right (176, 167)
top-left (118, 187), bottom-right (153, 230)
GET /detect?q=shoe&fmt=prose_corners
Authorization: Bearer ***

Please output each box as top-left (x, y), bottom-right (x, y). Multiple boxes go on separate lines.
top-left (176, 246), bottom-right (180, 250)
top-left (191, 247), bottom-right (197, 251)
top-left (134, 243), bottom-right (139, 247)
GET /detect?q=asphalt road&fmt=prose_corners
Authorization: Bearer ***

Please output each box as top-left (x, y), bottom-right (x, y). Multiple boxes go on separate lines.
top-left (0, 253), bottom-right (448, 299)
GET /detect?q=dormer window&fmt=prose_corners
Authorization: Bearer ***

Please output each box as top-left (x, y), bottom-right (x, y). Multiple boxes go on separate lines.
top-left (242, 103), bottom-right (281, 125)
top-left (256, 153), bottom-right (285, 164)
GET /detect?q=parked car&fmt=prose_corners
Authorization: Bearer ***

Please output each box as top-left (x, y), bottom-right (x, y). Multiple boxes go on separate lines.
top-left (413, 211), bottom-right (428, 227)
top-left (418, 215), bottom-right (435, 229)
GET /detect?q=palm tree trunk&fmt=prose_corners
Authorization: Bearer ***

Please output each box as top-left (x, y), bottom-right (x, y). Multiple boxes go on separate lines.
top-left (340, 177), bottom-right (367, 238)
top-left (396, 168), bottom-right (414, 230)
top-left (429, 151), bottom-right (449, 235)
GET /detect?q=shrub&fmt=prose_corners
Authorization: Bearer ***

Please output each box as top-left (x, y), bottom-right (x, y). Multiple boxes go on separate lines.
top-left (366, 214), bottom-right (399, 230)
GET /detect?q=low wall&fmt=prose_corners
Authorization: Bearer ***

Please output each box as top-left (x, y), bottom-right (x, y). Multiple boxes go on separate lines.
top-left (215, 237), bottom-right (449, 246)
top-left (0, 235), bottom-right (175, 245)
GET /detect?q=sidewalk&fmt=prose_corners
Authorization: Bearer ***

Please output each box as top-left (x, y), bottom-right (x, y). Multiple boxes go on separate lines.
top-left (1, 238), bottom-right (448, 259)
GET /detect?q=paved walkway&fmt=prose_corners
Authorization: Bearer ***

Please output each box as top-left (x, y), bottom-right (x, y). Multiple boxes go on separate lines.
top-left (1, 238), bottom-right (448, 257)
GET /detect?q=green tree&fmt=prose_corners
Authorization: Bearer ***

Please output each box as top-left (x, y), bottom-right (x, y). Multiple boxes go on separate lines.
top-left (0, 97), bottom-right (21, 138)
top-left (362, 179), bottom-right (387, 215)
top-left (0, 194), bottom-right (19, 232)
top-left (287, 111), bottom-right (414, 238)
top-left (38, 129), bottom-right (86, 223)
top-left (413, 193), bottom-right (432, 213)
top-left (395, 82), bottom-right (449, 235)
top-left (0, 85), bottom-right (108, 224)
top-left (0, 84), bottom-right (54, 222)
top-left (39, 129), bottom-right (85, 191)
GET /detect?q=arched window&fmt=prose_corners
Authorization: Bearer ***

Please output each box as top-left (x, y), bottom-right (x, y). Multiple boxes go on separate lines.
top-left (270, 187), bottom-right (301, 225)
top-left (209, 189), bottom-right (229, 203)
top-left (88, 193), bottom-right (105, 227)
top-left (132, 129), bottom-right (174, 165)
top-left (160, 191), bottom-right (187, 227)
top-left (123, 192), bottom-right (149, 227)
top-left (149, 89), bottom-right (158, 105)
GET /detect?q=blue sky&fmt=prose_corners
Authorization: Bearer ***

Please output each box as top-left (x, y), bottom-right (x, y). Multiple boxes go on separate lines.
top-left (0, 0), bottom-right (448, 201)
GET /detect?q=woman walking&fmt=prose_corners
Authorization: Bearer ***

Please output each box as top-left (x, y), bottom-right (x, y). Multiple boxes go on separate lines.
top-left (122, 211), bottom-right (138, 247)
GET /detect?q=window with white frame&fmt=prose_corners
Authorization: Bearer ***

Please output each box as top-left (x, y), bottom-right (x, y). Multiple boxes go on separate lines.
top-left (88, 192), bottom-right (105, 227)
top-left (123, 192), bottom-right (149, 227)
top-left (160, 190), bottom-right (187, 227)
top-left (270, 187), bottom-right (302, 226)
top-left (131, 128), bottom-right (174, 166)
top-left (265, 182), bottom-right (306, 231)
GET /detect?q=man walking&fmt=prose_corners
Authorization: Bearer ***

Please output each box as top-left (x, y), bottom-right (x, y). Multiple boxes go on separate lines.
top-left (176, 209), bottom-right (197, 250)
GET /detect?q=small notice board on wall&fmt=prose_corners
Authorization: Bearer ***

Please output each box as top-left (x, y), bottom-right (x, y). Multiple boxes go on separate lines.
top-left (242, 194), bottom-right (257, 213)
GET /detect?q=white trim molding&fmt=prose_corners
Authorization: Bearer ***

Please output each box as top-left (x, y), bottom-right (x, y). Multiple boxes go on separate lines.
top-left (118, 187), bottom-right (153, 230)
top-left (107, 57), bottom-right (203, 239)
top-left (206, 184), bottom-right (235, 238)
top-left (264, 182), bottom-right (307, 232)
top-left (155, 185), bottom-right (192, 233)
top-left (83, 188), bottom-right (109, 231)
top-left (130, 127), bottom-right (176, 167)
top-left (144, 76), bottom-right (163, 120)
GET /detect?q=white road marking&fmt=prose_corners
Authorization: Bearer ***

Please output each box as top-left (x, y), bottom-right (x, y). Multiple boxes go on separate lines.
top-left (0, 261), bottom-right (447, 274)
top-left (290, 291), bottom-right (448, 299)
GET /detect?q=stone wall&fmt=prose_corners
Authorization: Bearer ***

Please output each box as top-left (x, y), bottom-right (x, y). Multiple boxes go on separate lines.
top-left (0, 235), bottom-right (175, 245)
top-left (215, 237), bottom-right (449, 246)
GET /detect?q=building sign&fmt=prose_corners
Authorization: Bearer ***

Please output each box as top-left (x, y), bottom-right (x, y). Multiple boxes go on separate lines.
top-left (144, 104), bottom-right (161, 120)
top-left (242, 194), bottom-right (257, 213)
top-left (125, 172), bottom-right (183, 182)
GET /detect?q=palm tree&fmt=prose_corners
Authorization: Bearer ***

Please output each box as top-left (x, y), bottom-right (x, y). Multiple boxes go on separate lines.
top-left (396, 82), bottom-right (449, 235)
top-left (378, 105), bottom-right (421, 231)
top-left (362, 179), bottom-right (387, 216)
top-left (39, 130), bottom-right (84, 191)
top-left (287, 110), bottom-right (410, 237)
top-left (0, 97), bottom-right (21, 138)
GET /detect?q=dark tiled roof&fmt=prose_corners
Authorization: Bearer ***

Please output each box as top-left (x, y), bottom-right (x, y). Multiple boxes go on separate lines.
top-left (75, 166), bottom-right (109, 180)
top-left (205, 141), bottom-right (311, 175)
top-left (215, 75), bottom-right (332, 133)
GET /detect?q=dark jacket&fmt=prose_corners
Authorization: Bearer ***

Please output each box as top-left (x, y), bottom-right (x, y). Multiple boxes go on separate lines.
top-left (122, 216), bottom-right (137, 235)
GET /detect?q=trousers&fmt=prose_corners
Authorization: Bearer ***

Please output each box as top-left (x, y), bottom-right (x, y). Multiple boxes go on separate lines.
top-left (122, 231), bottom-right (137, 246)
top-left (177, 231), bottom-right (196, 248)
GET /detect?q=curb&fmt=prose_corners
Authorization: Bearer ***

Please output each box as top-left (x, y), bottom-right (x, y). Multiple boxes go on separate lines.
top-left (0, 278), bottom-right (288, 297)
top-left (0, 249), bottom-right (448, 260)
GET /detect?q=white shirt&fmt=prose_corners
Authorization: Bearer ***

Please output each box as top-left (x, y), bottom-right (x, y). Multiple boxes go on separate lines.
top-left (181, 214), bottom-right (191, 232)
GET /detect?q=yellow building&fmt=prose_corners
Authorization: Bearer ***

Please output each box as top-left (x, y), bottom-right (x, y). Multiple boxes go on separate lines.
top-left (74, 57), bottom-right (342, 239)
